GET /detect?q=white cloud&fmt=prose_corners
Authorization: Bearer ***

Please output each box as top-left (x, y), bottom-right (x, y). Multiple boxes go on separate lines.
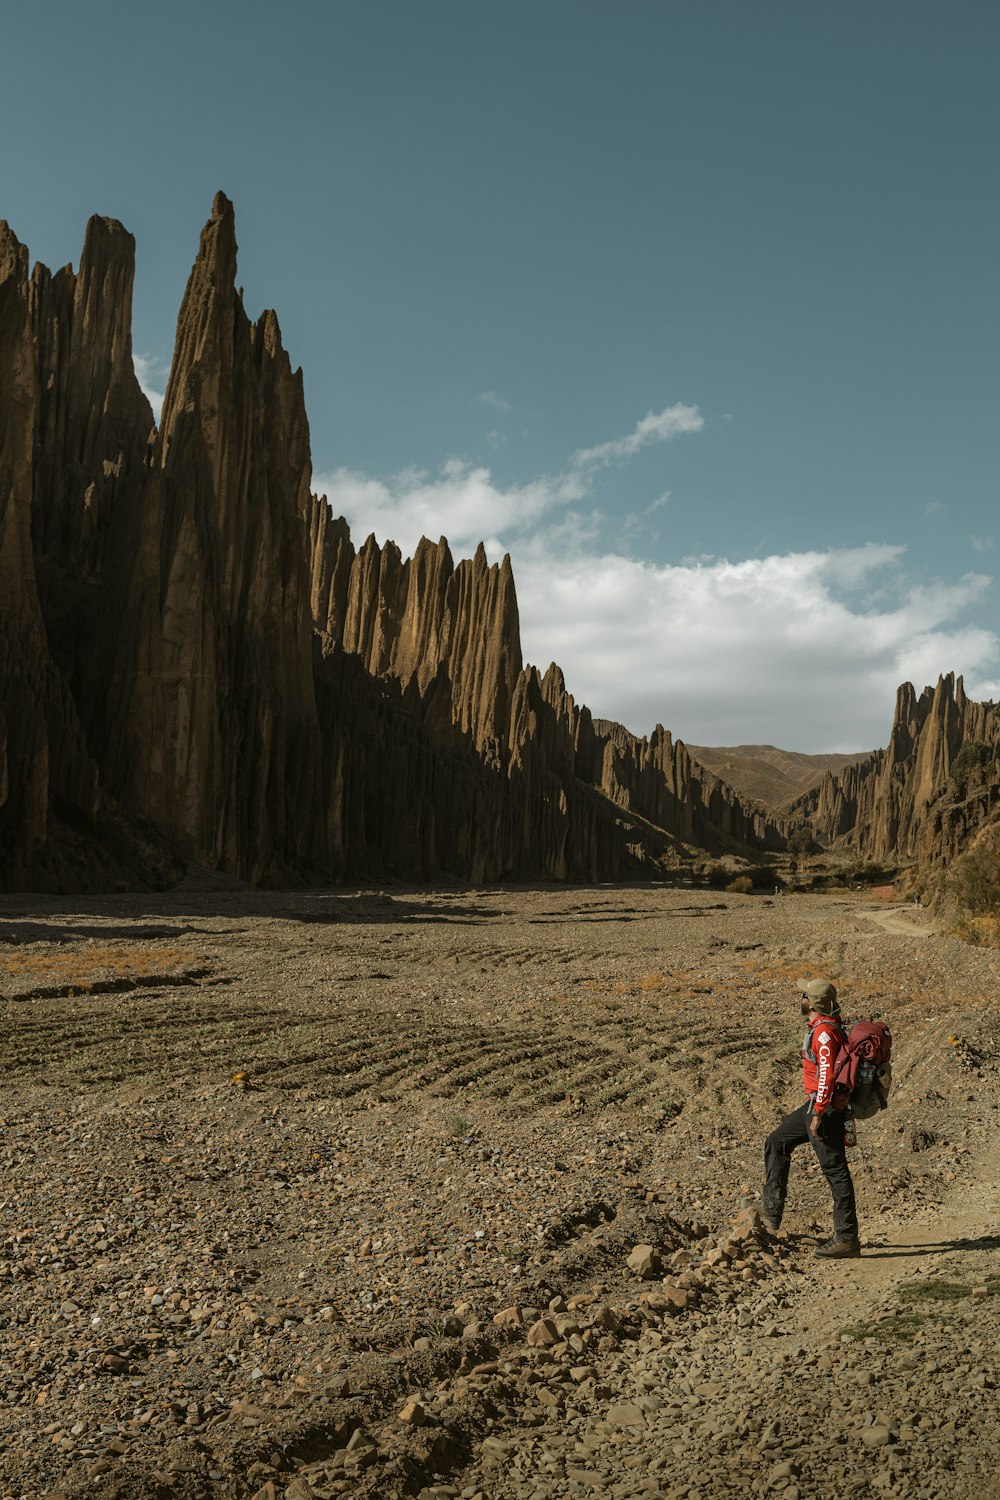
top-left (315, 460), bottom-right (586, 559)
top-left (924, 500), bottom-right (943, 516)
top-left (133, 353), bottom-right (166, 423)
top-left (478, 390), bottom-right (512, 413)
top-left (972, 534), bottom-right (994, 553)
top-left (571, 403), bottom-right (704, 469)
top-left (315, 403), bottom-right (998, 751)
top-left (647, 491), bottom-right (671, 514)
top-left (316, 398), bottom-right (706, 559)
top-left (514, 542), bottom-right (997, 750)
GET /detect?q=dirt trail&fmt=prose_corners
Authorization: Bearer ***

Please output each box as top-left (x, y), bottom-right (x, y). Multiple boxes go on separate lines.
top-left (781, 1129), bottom-right (1000, 1339)
top-left (856, 903), bottom-right (941, 939)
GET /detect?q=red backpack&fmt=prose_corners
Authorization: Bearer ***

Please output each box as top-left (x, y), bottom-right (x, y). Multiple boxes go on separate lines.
top-left (832, 1021), bottom-right (893, 1119)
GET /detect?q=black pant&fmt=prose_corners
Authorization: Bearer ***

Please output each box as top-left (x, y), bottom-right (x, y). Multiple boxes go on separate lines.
top-left (762, 1100), bottom-right (858, 1241)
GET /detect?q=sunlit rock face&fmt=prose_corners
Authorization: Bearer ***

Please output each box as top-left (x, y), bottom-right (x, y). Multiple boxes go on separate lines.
top-left (793, 674), bottom-right (1000, 863)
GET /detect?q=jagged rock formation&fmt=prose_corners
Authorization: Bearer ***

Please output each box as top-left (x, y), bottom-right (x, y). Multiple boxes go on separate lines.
top-left (307, 520), bottom-right (785, 881)
top-left (1, 195), bottom-right (780, 892)
top-left (29, 217), bottom-right (153, 605)
top-left (92, 194), bottom-right (323, 884)
top-left (588, 720), bottom-right (777, 848)
top-left (0, 220), bottom-right (101, 888)
top-left (793, 674), bottom-right (1000, 863)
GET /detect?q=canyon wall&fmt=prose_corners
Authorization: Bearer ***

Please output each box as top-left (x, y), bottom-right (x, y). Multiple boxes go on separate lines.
top-left (1, 196), bottom-right (782, 891)
top-left (0, 220), bottom-right (102, 888)
top-left (793, 674), bottom-right (1000, 863)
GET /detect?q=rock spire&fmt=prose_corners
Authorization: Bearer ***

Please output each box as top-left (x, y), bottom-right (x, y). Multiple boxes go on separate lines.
top-left (1, 196), bottom-right (785, 889)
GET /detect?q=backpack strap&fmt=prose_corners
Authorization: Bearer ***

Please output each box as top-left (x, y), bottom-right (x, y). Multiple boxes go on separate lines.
top-left (803, 1014), bottom-right (846, 1064)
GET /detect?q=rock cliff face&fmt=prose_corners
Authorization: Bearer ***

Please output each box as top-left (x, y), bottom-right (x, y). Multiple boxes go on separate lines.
top-left (587, 719), bottom-right (777, 849)
top-left (793, 674), bottom-right (1000, 863)
top-left (0, 221), bottom-right (101, 887)
top-left (307, 512), bottom-right (784, 881)
top-left (1, 196), bottom-right (779, 891)
top-left (29, 217), bottom-right (153, 606)
top-left (93, 194), bottom-right (323, 884)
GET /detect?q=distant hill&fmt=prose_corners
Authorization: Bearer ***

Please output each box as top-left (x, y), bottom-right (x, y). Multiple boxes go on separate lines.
top-left (686, 743), bottom-right (873, 812)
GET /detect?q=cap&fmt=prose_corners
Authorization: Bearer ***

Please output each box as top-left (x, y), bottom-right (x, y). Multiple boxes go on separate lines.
top-left (796, 977), bottom-right (838, 1009)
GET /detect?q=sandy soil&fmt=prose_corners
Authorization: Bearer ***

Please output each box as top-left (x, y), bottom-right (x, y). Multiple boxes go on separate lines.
top-left (1, 886), bottom-right (998, 1500)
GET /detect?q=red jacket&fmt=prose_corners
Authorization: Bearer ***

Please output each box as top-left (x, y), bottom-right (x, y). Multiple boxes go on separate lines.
top-left (802, 1014), bottom-right (847, 1115)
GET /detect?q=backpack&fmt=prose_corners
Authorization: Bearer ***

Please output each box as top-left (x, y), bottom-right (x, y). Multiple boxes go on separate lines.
top-left (831, 1021), bottom-right (893, 1119)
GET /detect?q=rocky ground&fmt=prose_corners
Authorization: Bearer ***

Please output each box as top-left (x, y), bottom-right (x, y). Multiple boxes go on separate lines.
top-left (1, 884), bottom-right (998, 1500)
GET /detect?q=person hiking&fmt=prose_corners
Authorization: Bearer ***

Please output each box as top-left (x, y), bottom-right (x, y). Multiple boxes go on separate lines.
top-left (760, 977), bottom-right (860, 1258)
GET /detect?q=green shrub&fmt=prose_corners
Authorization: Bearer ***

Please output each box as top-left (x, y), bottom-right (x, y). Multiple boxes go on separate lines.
top-left (950, 741), bottom-right (994, 786)
top-left (949, 836), bottom-right (1000, 917)
top-left (788, 825), bottom-right (817, 856)
top-left (725, 876), bottom-right (754, 895)
top-left (898, 1280), bottom-right (971, 1303)
top-left (841, 1312), bottom-right (927, 1344)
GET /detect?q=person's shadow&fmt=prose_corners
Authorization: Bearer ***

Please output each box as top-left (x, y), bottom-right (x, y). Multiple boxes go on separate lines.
top-left (860, 1233), bottom-right (1000, 1259)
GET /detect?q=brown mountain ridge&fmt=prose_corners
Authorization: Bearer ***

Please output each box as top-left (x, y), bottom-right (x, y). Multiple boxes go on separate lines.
top-left (686, 744), bottom-right (873, 812)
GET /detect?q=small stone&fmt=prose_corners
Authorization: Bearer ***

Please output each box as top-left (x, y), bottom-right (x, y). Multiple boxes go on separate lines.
top-left (660, 1284), bottom-right (692, 1311)
top-left (283, 1483), bottom-right (315, 1500)
top-left (732, 1208), bottom-right (765, 1237)
top-left (627, 1244), bottom-right (662, 1280)
top-left (480, 1437), bottom-right (513, 1466)
top-left (861, 1425), bottom-right (892, 1449)
top-left (399, 1399), bottom-right (426, 1425)
top-left (606, 1401), bottom-right (647, 1428)
top-left (492, 1305), bottom-right (524, 1327)
top-left (527, 1317), bottom-right (559, 1347)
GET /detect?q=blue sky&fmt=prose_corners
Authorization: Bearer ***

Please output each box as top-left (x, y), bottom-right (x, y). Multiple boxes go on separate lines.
top-left (3, 1), bottom-right (998, 749)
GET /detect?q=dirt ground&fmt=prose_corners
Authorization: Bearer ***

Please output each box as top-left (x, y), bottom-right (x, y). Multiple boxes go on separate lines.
top-left (1, 885), bottom-right (998, 1500)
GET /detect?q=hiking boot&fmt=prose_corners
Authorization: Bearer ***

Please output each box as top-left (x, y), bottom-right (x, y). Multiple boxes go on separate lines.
top-left (760, 1212), bottom-right (782, 1233)
top-left (814, 1236), bottom-right (861, 1259)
